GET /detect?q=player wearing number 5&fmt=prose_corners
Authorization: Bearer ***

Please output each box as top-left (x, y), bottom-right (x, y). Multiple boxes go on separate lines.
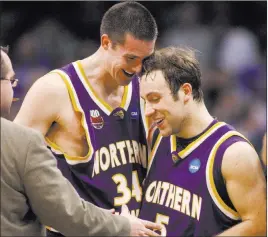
top-left (14, 2), bottom-right (158, 236)
top-left (139, 47), bottom-right (266, 236)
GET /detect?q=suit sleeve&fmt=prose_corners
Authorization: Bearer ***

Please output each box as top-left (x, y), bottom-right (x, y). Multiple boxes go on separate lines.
top-left (22, 130), bottom-right (130, 236)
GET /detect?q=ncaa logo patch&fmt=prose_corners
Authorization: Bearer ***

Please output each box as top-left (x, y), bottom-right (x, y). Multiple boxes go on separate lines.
top-left (189, 158), bottom-right (201, 173)
top-left (90, 109), bottom-right (104, 129)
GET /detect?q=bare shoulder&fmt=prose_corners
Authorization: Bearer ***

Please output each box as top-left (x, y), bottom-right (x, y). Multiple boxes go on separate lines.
top-left (14, 71), bottom-right (70, 134)
top-left (222, 141), bottom-right (263, 180)
top-left (31, 72), bottom-right (68, 99)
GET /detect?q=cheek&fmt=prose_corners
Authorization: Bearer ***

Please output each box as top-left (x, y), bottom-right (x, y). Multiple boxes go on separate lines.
top-left (112, 59), bottom-right (124, 71)
top-left (7, 86), bottom-right (14, 101)
top-left (1, 86), bottom-right (13, 107)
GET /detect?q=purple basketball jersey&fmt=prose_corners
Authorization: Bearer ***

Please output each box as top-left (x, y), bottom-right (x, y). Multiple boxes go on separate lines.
top-left (46, 61), bottom-right (148, 216)
top-left (139, 120), bottom-right (251, 236)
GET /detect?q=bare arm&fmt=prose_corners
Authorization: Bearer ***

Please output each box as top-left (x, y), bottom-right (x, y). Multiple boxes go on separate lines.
top-left (261, 133), bottom-right (267, 167)
top-left (217, 142), bottom-right (266, 236)
top-left (14, 73), bottom-right (66, 135)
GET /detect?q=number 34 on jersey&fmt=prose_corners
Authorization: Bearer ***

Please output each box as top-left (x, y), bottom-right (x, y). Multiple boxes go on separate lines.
top-left (112, 171), bottom-right (142, 216)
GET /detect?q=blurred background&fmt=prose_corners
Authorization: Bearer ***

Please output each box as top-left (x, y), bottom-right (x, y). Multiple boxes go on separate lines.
top-left (0, 1), bottom-right (267, 154)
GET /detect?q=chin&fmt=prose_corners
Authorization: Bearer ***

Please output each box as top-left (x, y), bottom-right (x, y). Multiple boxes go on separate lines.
top-left (159, 128), bottom-right (172, 137)
top-left (118, 77), bottom-right (132, 86)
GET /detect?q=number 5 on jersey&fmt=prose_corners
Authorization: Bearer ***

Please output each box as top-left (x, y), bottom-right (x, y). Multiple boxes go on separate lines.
top-left (112, 171), bottom-right (142, 206)
top-left (155, 213), bottom-right (169, 236)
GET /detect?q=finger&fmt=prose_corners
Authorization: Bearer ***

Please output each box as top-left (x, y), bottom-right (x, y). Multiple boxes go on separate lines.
top-left (138, 230), bottom-right (149, 237)
top-left (141, 220), bottom-right (163, 230)
top-left (108, 208), bottom-right (115, 214)
top-left (121, 204), bottom-right (129, 215)
top-left (143, 228), bottom-right (160, 236)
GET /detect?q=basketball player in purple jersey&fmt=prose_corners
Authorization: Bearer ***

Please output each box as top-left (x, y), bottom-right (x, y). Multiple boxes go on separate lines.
top-left (139, 47), bottom-right (266, 236)
top-left (14, 2), bottom-right (158, 236)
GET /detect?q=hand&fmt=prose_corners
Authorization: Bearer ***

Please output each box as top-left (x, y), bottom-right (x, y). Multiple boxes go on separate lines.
top-left (120, 205), bottom-right (162, 236)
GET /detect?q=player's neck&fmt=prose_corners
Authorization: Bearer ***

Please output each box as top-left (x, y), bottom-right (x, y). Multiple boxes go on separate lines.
top-left (80, 49), bottom-right (120, 95)
top-left (176, 102), bottom-right (214, 139)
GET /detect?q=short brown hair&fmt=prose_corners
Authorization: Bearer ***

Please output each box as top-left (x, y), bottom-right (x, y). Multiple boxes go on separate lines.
top-left (141, 46), bottom-right (203, 101)
top-left (100, 2), bottom-right (158, 45)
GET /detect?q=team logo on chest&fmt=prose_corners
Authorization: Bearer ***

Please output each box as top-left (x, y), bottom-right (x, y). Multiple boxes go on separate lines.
top-left (113, 108), bottom-right (125, 120)
top-left (90, 109), bottom-right (104, 129)
top-left (189, 158), bottom-right (201, 173)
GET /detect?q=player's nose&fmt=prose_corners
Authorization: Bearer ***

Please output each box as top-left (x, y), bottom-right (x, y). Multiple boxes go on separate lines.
top-left (133, 62), bottom-right (142, 74)
top-left (145, 103), bottom-right (155, 117)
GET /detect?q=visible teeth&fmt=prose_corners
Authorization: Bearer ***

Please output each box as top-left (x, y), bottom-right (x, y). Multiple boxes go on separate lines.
top-left (123, 70), bottom-right (134, 76)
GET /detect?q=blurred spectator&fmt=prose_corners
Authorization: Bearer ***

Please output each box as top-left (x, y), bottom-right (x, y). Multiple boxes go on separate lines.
top-left (217, 27), bottom-right (261, 76)
top-left (160, 2), bottom-right (215, 70)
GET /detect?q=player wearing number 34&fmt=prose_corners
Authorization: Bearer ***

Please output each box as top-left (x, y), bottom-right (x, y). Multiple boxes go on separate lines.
top-left (138, 47), bottom-right (266, 236)
top-left (14, 2), bottom-right (158, 236)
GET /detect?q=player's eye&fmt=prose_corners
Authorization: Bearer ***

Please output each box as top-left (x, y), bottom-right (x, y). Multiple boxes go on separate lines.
top-left (150, 97), bottom-right (160, 103)
top-left (126, 56), bottom-right (136, 61)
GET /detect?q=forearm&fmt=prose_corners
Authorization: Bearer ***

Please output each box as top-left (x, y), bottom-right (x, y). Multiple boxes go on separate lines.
top-left (216, 219), bottom-right (266, 236)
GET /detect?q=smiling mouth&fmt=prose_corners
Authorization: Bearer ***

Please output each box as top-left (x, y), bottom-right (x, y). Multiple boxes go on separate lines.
top-left (122, 69), bottom-right (135, 78)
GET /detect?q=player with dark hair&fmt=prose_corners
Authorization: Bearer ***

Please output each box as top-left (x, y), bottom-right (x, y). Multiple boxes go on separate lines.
top-left (0, 45), bottom-right (162, 237)
top-left (14, 2), bottom-right (158, 236)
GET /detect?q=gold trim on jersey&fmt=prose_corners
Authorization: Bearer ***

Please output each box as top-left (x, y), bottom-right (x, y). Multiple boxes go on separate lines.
top-left (171, 122), bottom-right (227, 159)
top-left (147, 133), bottom-right (162, 174)
top-left (45, 70), bottom-right (94, 165)
top-left (147, 122), bottom-right (226, 175)
top-left (73, 61), bottom-right (132, 115)
top-left (206, 130), bottom-right (250, 220)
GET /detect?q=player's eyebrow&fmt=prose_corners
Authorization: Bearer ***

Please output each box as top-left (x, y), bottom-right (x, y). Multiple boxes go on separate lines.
top-left (125, 54), bottom-right (138, 58)
top-left (142, 91), bottom-right (160, 100)
top-left (126, 53), bottom-right (153, 61)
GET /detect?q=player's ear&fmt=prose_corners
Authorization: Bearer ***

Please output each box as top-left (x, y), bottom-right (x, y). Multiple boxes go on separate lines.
top-left (181, 83), bottom-right (192, 103)
top-left (101, 34), bottom-right (112, 50)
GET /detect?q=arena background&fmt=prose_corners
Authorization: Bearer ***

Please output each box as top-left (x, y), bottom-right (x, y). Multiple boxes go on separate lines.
top-left (0, 1), bottom-right (266, 154)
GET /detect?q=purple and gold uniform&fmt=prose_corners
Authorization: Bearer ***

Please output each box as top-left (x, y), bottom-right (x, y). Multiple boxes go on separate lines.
top-left (139, 120), bottom-right (251, 237)
top-left (46, 61), bottom-right (147, 234)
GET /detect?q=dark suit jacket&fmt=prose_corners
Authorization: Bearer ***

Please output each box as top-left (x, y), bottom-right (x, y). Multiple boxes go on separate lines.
top-left (1, 118), bottom-right (130, 236)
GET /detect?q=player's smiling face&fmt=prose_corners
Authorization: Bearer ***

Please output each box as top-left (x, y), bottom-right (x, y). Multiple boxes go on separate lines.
top-left (141, 70), bottom-right (188, 137)
top-left (105, 33), bottom-right (155, 86)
